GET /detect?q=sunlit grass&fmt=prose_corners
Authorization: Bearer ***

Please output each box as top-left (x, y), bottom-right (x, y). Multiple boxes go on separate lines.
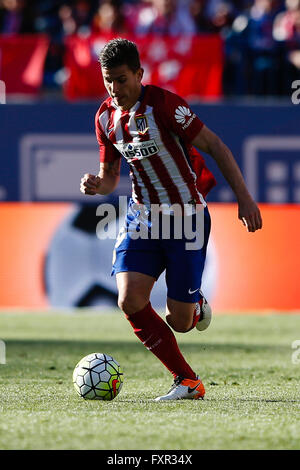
top-left (0, 311), bottom-right (299, 449)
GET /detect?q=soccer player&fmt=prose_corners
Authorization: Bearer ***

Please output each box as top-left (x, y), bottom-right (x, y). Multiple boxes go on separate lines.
top-left (80, 38), bottom-right (262, 401)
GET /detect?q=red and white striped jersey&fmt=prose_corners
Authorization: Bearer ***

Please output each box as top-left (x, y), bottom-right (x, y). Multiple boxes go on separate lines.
top-left (95, 84), bottom-right (216, 211)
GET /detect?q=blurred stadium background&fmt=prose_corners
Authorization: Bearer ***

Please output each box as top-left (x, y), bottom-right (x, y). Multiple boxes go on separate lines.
top-left (0, 0), bottom-right (299, 312)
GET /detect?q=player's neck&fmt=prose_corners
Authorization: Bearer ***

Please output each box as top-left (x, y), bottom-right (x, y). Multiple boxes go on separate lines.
top-left (118, 85), bottom-right (143, 112)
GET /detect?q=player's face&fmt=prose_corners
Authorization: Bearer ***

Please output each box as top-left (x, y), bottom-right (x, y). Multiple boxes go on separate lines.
top-left (102, 64), bottom-right (143, 111)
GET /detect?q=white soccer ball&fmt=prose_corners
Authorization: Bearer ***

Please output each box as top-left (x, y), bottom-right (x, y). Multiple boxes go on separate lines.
top-left (73, 352), bottom-right (123, 400)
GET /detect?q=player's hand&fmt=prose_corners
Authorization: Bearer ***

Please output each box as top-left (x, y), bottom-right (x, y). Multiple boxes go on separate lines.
top-left (238, 197), bottom-right (262, 233)
top-left (80, 173), bottom-right (101, 196)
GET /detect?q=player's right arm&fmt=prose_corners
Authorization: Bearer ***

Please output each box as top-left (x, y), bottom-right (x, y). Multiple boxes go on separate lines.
top-left (80, 105), bottom-right (121, 196)
top-left (80, 160), bottom-right (121, 196)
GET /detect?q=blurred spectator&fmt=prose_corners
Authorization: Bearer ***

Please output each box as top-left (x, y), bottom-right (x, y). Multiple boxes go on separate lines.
top-left (209, 1), bottom-right (235, 32)
top-left (190, 0), bottom-right (214, 32)
top-left (0, 0), bottom-right (35, 33)
top-left (58, 4), bottom-right (77, 36)
top-left (246, 0), bottom-right (283, 94)
top-left (247, 0), bottom-right (279, 50)
top-left (71, 0), bottom-right (94, 34)
top-left (34, 1), bottom-right (63, 37)
top-left (273, 0), bottom-right (300, 41)
top-left (41, 1), bottom-right (95, 90)
top-left (273, 0), bottom-right (300, 88)
top-left (134, 0), bottom-right (197, 35)
top-left (92, 0), bottom-right (131, 34)
top-left (223, 0), bottom-right (283, 95)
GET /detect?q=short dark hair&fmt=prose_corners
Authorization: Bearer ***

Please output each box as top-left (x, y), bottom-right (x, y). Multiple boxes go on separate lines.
top-left (99, 38), bottom-right (141, 72)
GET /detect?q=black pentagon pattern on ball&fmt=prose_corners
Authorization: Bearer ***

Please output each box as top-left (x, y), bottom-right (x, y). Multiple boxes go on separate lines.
top-left (85, 355), bottom-right (108, 398)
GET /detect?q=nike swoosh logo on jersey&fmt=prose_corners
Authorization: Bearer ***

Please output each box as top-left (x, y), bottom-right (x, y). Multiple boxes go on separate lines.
top-left (188, 287), bottom-right (200, 294)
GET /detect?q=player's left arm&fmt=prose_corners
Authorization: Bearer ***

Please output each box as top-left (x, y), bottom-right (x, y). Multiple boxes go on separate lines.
top-left (192, 125), bottom-right (262, 232)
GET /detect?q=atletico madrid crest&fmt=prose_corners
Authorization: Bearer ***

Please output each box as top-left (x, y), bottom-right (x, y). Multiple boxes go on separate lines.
top-left (135, 115), bottom-right (148, 134)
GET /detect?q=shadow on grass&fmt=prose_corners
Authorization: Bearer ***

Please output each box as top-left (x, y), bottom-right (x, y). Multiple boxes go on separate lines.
top-left (205, 397), bottom-right (300, 404)
top-left (107, 396), bottom-right (300, 405)
top-left (3, 339), bottom-right (290, 355)
top-left (114, 395), bottom-right (300, 404)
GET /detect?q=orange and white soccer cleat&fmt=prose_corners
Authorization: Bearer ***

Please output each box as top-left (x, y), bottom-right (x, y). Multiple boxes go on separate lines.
top-left (154, 376), bottom-right (205, 401)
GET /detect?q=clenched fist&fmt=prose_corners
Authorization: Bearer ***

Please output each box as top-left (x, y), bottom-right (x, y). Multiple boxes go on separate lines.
top-left (238, 197), bottom-right (263, 233)
top-left (80, 173), bottom-right (101, 196)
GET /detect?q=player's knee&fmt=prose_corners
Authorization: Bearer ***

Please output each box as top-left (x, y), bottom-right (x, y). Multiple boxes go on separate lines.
top-left (165, 313), bottom-right (191, 333)
top-left (118, 295), bottom-right (146, 316)
top-left (118, 296), bottom-right (132, 315)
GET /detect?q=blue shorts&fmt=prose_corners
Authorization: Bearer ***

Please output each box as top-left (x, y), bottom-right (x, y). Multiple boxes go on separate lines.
top-left (112, 199), bottom-right (211, 303)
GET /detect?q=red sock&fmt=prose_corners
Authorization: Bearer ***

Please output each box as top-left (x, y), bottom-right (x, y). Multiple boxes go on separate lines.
top-left (125, 302), bottom-right (196, 380)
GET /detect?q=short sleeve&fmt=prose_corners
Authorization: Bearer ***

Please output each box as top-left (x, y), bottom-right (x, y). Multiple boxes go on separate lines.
top-left (162, 90), bottom-right (204, 143)
top-left (95, 108), bottom-right (121, 164)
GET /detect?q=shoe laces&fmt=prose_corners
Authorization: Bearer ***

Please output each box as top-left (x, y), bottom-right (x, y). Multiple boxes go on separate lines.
top-left (167, 376), bottom-right (184, 393)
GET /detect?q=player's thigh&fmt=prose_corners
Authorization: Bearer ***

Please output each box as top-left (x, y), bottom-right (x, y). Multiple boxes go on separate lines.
top-left (165, 298), bottom-right (196, 332)
top-left (116, 271), bottom-right (156, 315)
top-left (164, 208), bottom-right (211, 304)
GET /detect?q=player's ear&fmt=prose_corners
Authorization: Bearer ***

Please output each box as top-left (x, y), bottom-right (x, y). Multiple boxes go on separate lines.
top-left (137, 68), bottom-right (144, 82)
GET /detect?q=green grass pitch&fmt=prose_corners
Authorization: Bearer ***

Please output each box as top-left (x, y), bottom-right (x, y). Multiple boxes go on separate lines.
top-left (0, 310), bottom-right (299, 450)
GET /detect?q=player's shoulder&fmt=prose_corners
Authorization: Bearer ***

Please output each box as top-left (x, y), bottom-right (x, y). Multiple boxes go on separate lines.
top-left (96, 96), bottom-right (114, 117)
top-left (95, 96), bottom-right (115, 131)
top-left (144, 84), bottom-right (186, 108)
